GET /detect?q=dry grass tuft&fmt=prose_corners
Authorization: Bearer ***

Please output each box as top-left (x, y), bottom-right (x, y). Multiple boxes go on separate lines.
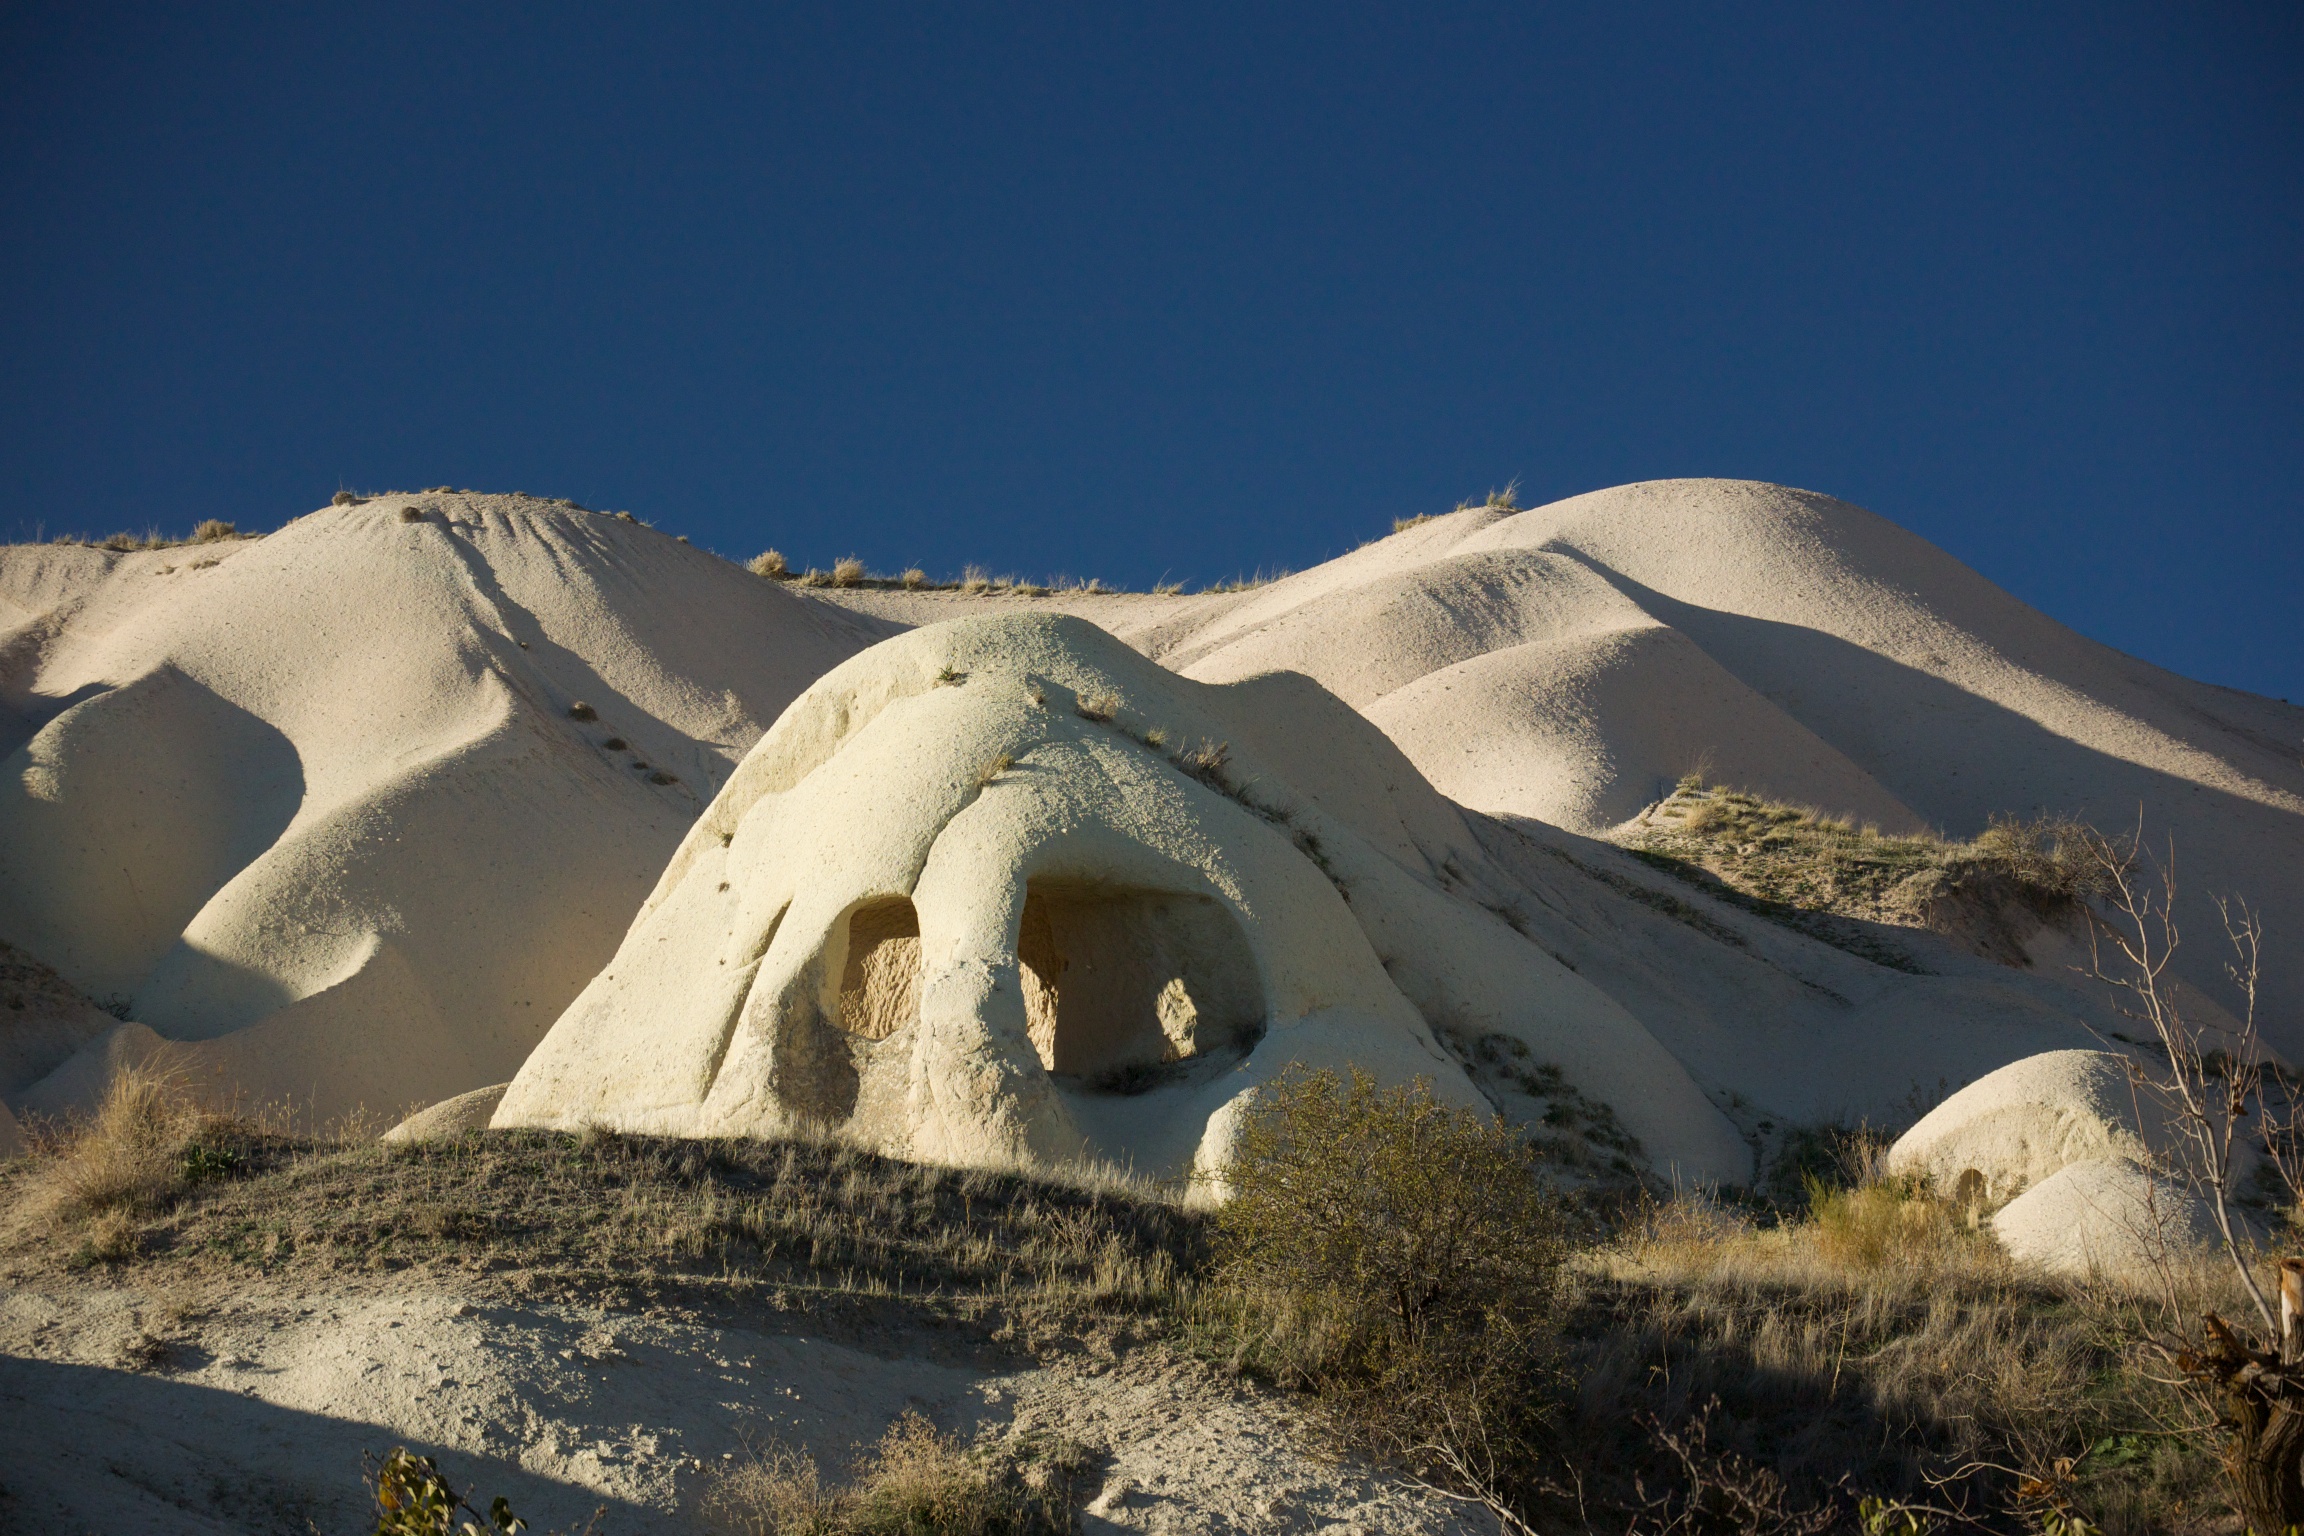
top-left (11, 1067), bottom-right (259, 1245)
top-left (1392, 513), bottom-right (1438, 533)
top-left (398, 504), bottom-right (426, 523)
top-left (190, 519), bottom-right (238, 543)
top-left (332, 490), bottom-right (361, 507)
top-left (976, 753), bottom-right (1014, 788)
top-left (900, 567), bottom-right (927, 589)
top-left (831, 556), bottom-right (867, 587)
top-left (796, 568), bottom-right (831, 587)
top-left (701, 1412), bottom-right (1091, 1535)
top-left (1172, 739), bottom-right (1229, 788)
top-left (566, 701), bottom-right (597, 722)
top-left (749, 549), bottom-right (790, 578)
top-left (1073, 692), bottom-right (1118, 724)
top-left (1205, 568), bottom-right (1291, 593)
top-left (959, 565), bottom-right (990, 594)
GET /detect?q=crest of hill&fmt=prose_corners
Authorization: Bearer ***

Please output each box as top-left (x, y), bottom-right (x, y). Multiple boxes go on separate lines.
top-left (0, 493), bottom-right (893, 1122)
top-left (816, 478), bottom-right (2304, 1047)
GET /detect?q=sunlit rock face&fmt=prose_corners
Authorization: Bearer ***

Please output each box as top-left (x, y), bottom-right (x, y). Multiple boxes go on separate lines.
top-left (493, 613), bottom-right (1748, 1186)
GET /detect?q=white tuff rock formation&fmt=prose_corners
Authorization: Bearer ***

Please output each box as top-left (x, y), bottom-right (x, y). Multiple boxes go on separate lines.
top-left (493, 614), bottom-right (1750, 1184)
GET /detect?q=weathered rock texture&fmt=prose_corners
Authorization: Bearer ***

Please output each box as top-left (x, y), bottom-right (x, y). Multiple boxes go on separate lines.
top-left (493, 614), bottom-right (1750, 1184)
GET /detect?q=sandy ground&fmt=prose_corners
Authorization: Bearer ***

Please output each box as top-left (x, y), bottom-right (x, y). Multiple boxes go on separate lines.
top-left (0, 1273), bottom-right (1477, 1535)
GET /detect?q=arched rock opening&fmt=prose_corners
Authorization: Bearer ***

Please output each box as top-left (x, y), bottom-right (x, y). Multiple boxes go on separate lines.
top-left (836, 898), bottom-right (922, 1040)
top-left (1017, 882), bottom-right (1264, 1087)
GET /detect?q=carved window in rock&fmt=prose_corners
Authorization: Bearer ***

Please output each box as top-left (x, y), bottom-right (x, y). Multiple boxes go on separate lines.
top-left (836, 898), bottom-right (922, 1040)
top-left (1016, 882), bottom-right (1263, 1085)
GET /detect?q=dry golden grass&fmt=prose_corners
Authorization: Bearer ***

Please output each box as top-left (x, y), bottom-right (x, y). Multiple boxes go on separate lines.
top-left (749, 549), bottom-right (789, 578)
top-left (1204, 568), bottom-right (1291, 593)
top-left (831, 556), bottom-right (867, 587)
top-left (0, 1124), bottom-right (1198, 1349)
top-left (699, 1412), bottom-right (1091, 1536)
top-left (8, 1066), bottom-right (263, 1262)
top-left (1565, 1187), bottom-right (2237, 1534)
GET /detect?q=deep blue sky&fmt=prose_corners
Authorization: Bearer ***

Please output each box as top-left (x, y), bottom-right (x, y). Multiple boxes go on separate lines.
top-left (5, 5), bottom-right (2299, 699)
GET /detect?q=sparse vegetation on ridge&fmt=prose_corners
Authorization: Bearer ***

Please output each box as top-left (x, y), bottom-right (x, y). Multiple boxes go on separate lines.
top-left (1616, 777), bottom-right (2109, 968)
top-left (40, 519), bottom-right (262, 552)
top-left (0, 1105), bottom-right (1198, 1347)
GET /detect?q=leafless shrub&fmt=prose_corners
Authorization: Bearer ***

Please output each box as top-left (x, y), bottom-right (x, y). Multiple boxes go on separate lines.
top-left (1073, 691), bottom-right (1117, 723)
top-left (567, 701), bottom-right (597, 722)
top-left (1631, 1398), bottom-right (1839, 1535)
top-left (332, 490), bottom-right (361, 507)
top-left (2062, 821), bottom-right (2304, 1533)
top-left (397, 504), bottom-right (426, 523)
